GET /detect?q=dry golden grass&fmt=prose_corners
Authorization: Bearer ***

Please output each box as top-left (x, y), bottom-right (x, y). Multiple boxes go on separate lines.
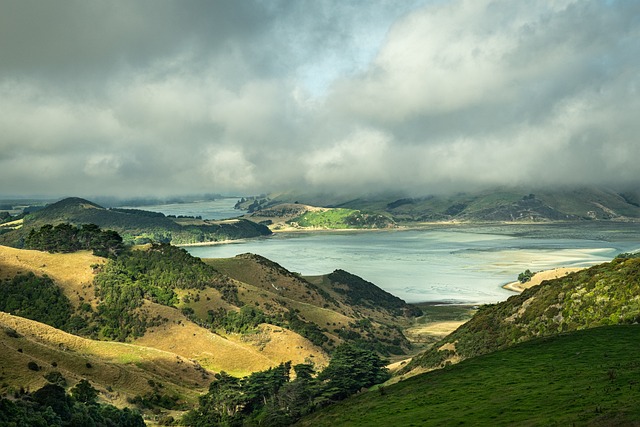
top-left (1, 246), bottom-right (328, 379)
top-left (139, 298), bottom-right (328, 377)
top-left (0, 245), bottom-right (104, 308)
top-left (0, 312), bottom-right (208, 407)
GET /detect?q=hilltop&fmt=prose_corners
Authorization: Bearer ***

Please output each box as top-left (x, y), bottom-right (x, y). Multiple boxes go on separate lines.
top-left (0, 197), bottom-right (271, 246)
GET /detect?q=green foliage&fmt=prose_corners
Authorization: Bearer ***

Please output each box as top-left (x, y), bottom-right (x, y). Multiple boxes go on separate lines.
top-left (298, 326), bottom-right (640, 427)
top-left (44, 371), bottom-right (68, 388)
top-left (0, 273), bottom-right (79, 331)
top-left (282, 310), bottom-right (329, 348)
top-left (616, 251), bottom-right (640, 259)
top-left (0, 197), bottom-right (271, 248)
top-left (317, 343), bottom-right (390, 402)
top-left (289, 209), bottom-right (394, 229)
top-left (24, 223), bottom-right (124, 258)
top-left (93, 243), bottom-right (239, 341)
top-left (206, 306), bottom-right (266, 334)
top-left (518, 268), bottom-right (534, 283)
top-left (184, 345), bottom-right (389, 426)
top-left (0, 383), bottom-right (145, 426)
top-left (70, 379), bottom-right (98, 404)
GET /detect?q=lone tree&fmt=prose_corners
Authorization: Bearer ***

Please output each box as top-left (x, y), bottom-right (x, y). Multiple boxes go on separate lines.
top-left (518, 269), bottom-right (534, 283)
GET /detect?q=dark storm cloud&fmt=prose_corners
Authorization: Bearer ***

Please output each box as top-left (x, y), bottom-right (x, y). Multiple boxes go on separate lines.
top-left (0, 0), bottom-right (638, 198)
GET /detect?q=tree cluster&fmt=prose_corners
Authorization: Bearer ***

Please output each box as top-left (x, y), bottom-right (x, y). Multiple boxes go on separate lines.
top-left (93, 243), bottom-right (240, 341)
top-left (518, 269), bottom-right (534, 283)
top-left (25, 223), bottom-right (124, 258)
top-left (0, 380), bottom-right (144, 426)
top-left (183, 343), bottom-right (390, 426)
top-left (0, 272), bottom-right (88, 333)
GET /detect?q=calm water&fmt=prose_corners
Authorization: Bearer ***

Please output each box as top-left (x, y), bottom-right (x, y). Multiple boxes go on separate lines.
top-left (127, 200), bottom-right (640, 304)
top-left (120, 198), bottom-right (244, 220)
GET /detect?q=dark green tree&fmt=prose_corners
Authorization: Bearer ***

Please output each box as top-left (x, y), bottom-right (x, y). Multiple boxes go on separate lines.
top-left (71, 379), bottom-right (99, 404)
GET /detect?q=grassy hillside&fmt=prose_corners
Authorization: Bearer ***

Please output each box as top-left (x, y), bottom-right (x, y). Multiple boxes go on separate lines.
top-left (0, 245), bottom-right (328, 377)
top-left (401, 256), bottom-right (640, 376)
top-left (0, 197), bottom-right (271, 246)
top-left (297, 325), bottom-right (640, 426)
top-left (204, 254), bottom-right (418, 356)
top-left (0, 312), bottom-right (207, 409)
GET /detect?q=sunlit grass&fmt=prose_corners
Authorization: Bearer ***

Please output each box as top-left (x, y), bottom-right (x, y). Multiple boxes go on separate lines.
top-left (298, 325), bottom-right (640, 426)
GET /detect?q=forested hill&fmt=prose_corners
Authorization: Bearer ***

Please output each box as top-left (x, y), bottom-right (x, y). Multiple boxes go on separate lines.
top-left (0, 197), bottom-right (271, 246)
top-left (400, 254), bottom-right (640, 376)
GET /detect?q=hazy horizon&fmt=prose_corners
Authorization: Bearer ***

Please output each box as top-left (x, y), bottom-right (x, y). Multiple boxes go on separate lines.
top-left (2, 1), bottom-right (639, 198)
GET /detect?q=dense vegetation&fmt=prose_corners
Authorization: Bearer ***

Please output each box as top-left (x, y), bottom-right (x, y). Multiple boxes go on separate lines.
top-left (299, 325), bottom-right (640, 426)
top-left (183, 343), bottom-right (389, 426)
top-left (24, 223), bottom-right (124, 258)
top-left (94, 243), bottom-right (239, 341)
top-left (0, 273), bottom-right (88, 333)
top-left (403, 256), bottom-right (640, 373)
top-left (0, 380), bottom-right (144, 426)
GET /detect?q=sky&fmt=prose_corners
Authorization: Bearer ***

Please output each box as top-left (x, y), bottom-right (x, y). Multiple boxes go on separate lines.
top-left (1, 0), bottom-right (639, 198)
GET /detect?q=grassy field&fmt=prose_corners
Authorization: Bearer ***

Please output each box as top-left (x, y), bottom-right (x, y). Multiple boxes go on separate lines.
top-left (291, 208), bottom-right (358, 229)
top-left (297, 325), bottom-right (640, 426)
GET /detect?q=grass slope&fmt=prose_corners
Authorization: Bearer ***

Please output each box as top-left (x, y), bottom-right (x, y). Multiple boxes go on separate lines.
top-left (0, 312), bottom-right (207, 408)
top-left (205, 254), bottom-right (416, 355)
top-left (402, 256), bottom-right (640, 375)
top-left (298, 325), bottom-right (640, 427)
top-left (0, 245), bottom-right (328, 379)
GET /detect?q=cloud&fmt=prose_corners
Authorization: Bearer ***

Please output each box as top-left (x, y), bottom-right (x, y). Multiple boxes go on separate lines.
top-left (0, 0), bottom-right (638, 198)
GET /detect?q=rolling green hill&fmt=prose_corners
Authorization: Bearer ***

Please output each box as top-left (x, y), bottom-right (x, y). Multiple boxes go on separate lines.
top-left (203, 253), bottom-right (419, 356)
top-left (400, 256), bottom-right (640, 376)
top-left (297, 325), bottom-right (640, 426)
top-left (0, 197), bottom-right (271, 246)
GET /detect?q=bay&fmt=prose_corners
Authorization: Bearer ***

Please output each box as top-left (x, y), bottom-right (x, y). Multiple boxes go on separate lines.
top-left (186, 225), bottom-right (640, 304)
